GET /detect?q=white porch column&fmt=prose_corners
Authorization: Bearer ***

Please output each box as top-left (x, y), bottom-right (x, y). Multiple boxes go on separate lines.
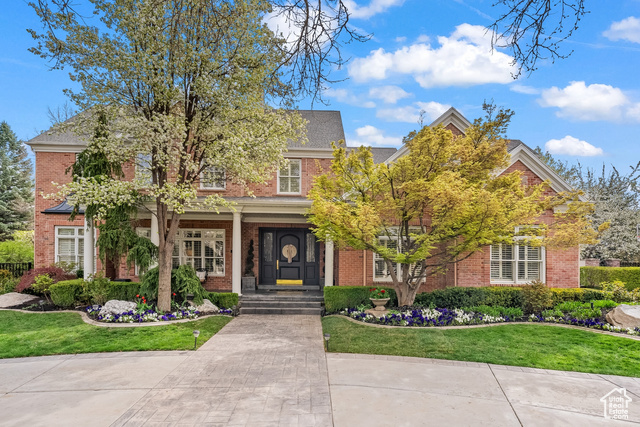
top-left (83, 216), bottom-right (95, 279)
top-left (150, 214), bottom-right (159, 246)
top-left (232, 211), bottom-right (242, 295)
top-left (325, 238), bottom-right (334, 287)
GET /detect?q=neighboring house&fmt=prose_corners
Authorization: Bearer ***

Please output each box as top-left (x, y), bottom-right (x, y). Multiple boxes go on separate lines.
top-left (27, 108), bottom-right (580, 294)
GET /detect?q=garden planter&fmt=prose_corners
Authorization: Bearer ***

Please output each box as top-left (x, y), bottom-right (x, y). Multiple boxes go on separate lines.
top-left (370, 298), bottom-right (390, 311)
top-left (242, 276), bottom-right (256, 291)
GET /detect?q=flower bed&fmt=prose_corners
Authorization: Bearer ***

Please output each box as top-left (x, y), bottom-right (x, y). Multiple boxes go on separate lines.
top-left (86, 305), bottom-right (233, 323)
top-left (340, 307), bottom-right (640, 337)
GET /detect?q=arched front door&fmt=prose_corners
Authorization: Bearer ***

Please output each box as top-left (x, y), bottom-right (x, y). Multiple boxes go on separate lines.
top-left (259, 228), bottom-right (319, 286)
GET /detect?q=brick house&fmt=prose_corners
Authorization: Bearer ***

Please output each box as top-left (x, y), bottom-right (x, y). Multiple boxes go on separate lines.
top-left (27, 108), bottom-right (580, 294)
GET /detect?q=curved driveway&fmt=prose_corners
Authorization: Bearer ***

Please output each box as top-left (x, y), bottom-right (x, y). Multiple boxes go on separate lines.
top-left (1, 315), bottom-right (639, 426)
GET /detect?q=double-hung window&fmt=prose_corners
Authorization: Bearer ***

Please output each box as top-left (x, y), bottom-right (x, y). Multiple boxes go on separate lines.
top-left (490, 243), bottom-right (544, 283)
top-left (278, 159), bottom-right (301, 194)
top-left (200, 166), bottom-right (225, 190)
top-left (55, 227), bottom-right (84, 268)
top-left (136, 153), bottom-right (153, 186)
top-left (170, 229), bottom-right (225, 275)
top-left (373, 237), bottom-right (398, 281)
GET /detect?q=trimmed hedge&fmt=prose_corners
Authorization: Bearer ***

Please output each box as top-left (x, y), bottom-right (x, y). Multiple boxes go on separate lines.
top-left (324, 286), bottom-right (397, 313)
top-left (205, 292), bottom-right (239, 309)
top-left (580, 266), bottom-right (640, 290)
top-left (325, 285), bottom-right (609, 312)
top-left (50, 279), bottom-right (84, 307)
top-left (107, 281), bottom-right (140, 302)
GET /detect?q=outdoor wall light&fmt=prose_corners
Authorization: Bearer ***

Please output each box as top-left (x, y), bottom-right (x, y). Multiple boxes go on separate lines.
top-left (324, 333), bottom-right (331, 351)
top-left (193, 330), bottom-right (200, 350)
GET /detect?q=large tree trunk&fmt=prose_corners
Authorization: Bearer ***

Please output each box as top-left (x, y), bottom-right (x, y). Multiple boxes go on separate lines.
top-left (395, 282), bottom-right (420, 307)
top-left (156, 201), bottom-right (179, 312)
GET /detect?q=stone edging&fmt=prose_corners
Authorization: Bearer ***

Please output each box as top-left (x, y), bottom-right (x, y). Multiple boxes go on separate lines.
top-left (0, 307), bottom-right (232, 328)
top-left (326, 314), bottom-right (640, 341)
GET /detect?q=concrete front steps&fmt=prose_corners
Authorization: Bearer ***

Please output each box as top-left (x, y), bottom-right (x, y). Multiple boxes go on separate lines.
top-left (239, 291), bottom-right (324, 315)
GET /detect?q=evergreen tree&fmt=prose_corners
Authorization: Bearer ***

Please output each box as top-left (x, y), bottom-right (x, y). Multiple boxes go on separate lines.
top-left (0, 122), bottom-right (33, 240)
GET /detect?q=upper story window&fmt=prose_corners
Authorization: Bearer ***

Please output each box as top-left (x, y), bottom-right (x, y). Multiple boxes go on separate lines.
top-left (136, 153), bottom-right (153, 186)
top-left (200, 166), bottom-right (226, 190)
top-left (278, 159), bottom-right (301, 194)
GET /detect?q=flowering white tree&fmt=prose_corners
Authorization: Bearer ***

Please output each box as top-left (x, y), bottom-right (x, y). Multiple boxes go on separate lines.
top-left (29, 0), bottom-right (321, 310)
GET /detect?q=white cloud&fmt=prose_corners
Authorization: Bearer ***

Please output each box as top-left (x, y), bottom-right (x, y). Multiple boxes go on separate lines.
top-left (545, 136), bottom-right (604, 157)
top-left (510, 84), bottom-right (540, 95)
top-left (348, 24), bottom-right (515, 88)
top-left (324, 88), bottom-right (376, 108)
top-left (349, 125), bottom-right (402, 146)
top-left (368, 85), bottom-right (411, 104)
top-left (538, 81), bottom-right (629, 121)
top-left (416, 34), bottom-right (430, 43)
top-left (343, 0), bottom-right (405, 20)
top-left (376, 101), bottom-right (451, 123)
top-left (395, 36), bottom-right (407, 43)
top-left (603, 17), bottom-right (640, 44)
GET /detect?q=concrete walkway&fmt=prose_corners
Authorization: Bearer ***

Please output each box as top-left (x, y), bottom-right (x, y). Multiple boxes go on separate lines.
top-left (0, 315), bottom-right (639, 426)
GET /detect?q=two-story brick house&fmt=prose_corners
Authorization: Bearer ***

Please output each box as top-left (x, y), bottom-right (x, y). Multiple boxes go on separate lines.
top-left (28, 108), bottom-right (580, 294)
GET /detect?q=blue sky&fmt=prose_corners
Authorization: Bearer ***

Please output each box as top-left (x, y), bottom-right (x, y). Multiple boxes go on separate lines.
top-left (3, 0), bottom-right (640, 172)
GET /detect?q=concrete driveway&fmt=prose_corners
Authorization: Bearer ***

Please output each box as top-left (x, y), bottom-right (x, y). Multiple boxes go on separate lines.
top-left (0, 315), bottom-right (639, 426)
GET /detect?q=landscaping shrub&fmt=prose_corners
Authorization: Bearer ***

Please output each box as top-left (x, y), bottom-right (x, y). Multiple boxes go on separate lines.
top-left (50, 279), bottom-right (84, 307)
top-left (485, 287), bottom-right (523, 308)
top-left (580, 266), bottom-right (640, 290)
top-left (84, 274), bottom-right (111, 305)
top-left (32, 274), bottom-right (54, 303)
top-left (205, 292), bottom-right (239, 309)
top-left (324, 286), bottom-right (397, 313)
top-left (600, 281), bottom-right (637, 303)
top-left (139, 266), bottom-right (206, 304)
top-left (0, 270), bottom-right (17, 295)
top-left (520, 281), bottom-right (553, 314)
top-left (107, 281), bottom-right (140, 301)
top-left (17, 267), bottom-right (75, 293)
top-left (464, 305), bottom-right (524, 318)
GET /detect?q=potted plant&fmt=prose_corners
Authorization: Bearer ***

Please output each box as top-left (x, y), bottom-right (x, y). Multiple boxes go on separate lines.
top-left (242, 239), bottom-right (256, 291)
top-left (369, 287), bottom-right (390, 311)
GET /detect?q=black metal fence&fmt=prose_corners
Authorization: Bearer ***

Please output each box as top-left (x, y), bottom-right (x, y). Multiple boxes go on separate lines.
top-left (620, 261), bottom-right (640, 268)
top-left (0, 262), bottom-right (33, 277)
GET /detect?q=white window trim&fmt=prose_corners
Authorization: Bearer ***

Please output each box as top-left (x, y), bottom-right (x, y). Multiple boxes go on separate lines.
top-left (54, 226), bottom-right (96, 270)
top-left (170, 228), bottom-right (226, 276)
top-left (373, 233), bottom-right (424, 283)
top-left (199, 166), bottom-right (226, 190)
top-left (490, 243), bottom-right (546, 284)
top-left (277, 159), bottom-right (302, 195)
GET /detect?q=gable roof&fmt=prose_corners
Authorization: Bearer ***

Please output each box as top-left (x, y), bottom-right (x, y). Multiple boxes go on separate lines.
top-left (26, 109), bottom-right (346, 152)
top-left (384, 108), bottom-right (578, 195)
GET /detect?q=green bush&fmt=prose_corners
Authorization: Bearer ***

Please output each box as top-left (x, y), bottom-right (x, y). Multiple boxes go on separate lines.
top-left (140, 266), bottom-right (206, 304)
top-left (485, 287), bottom-right (523, 308)
top-left (520, 282), bottom-right (553, 314)
top-left (84, 274), bottom-right (111, 305)
top-left (0, 239), bottom-right (34, 263)
top-left (50, 279), bottom-right (84, 307)
top-left (107, 281), bottom-right (140, 301)
top-left (600, 281), bottom-right (636, 303)
top-left (0, 270), bottom-right (17, 295)
top-left (580, 266), bottom-right (640, 290)
top-left (464, 305), bottom-right (523, 318)
top-left (324, 286), bottom-right (397, 313)
top-left (205, 292), bottom-right (239, 309)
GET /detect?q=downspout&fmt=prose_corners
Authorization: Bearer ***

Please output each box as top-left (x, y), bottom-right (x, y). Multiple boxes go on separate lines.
top-left (362, 250), bottom-right (366, 287)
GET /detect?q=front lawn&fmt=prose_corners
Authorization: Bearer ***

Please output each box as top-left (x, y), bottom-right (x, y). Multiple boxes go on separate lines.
top-left (0, 311), bottom-right (232, 359)
top-left (322, 316), bottom-right (640, 377)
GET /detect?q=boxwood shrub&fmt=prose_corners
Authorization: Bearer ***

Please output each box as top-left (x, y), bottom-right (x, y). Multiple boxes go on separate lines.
top-left (325, 285), bottom-right (609, 311)
top-left (324, 286), bottom-right (397, 313)
top-left (205, 292), bottom-right (239, 309)
top-left (580, 266), bottom-right (640, 290)
top-left (107, 281), bottom-right (140, 301)
top-left (50, 279), bottom-right (84, 307)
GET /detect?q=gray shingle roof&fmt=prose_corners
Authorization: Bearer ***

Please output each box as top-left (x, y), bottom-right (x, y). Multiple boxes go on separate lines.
top-left (507, 139), bottom-right (524, 152)
top-left (289, 110), bottom-right (345, 148)
top-left (28, 110), bottom-right (347, 149)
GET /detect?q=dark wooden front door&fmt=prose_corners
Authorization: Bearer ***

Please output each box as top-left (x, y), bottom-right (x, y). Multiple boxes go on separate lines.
top-left (259, 228), bottom-right (319, 286)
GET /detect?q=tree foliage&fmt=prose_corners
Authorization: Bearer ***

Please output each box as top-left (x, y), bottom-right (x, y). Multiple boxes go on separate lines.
top-left (29, 0), bottom-right (326, 310)
top-left (0, 122), bottom-right (33, 241)
top-left (309, 108), bottom-right (597, 306)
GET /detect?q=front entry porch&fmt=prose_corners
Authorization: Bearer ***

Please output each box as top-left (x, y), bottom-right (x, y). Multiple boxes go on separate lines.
top-left (259, 228), bottom-right (320, 289)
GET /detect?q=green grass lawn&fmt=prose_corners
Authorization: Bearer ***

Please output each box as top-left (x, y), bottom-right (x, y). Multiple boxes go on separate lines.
top-left (0, 311), bottom-right (233, 359)
top-left (323, 316), bottom-right (640, 377)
